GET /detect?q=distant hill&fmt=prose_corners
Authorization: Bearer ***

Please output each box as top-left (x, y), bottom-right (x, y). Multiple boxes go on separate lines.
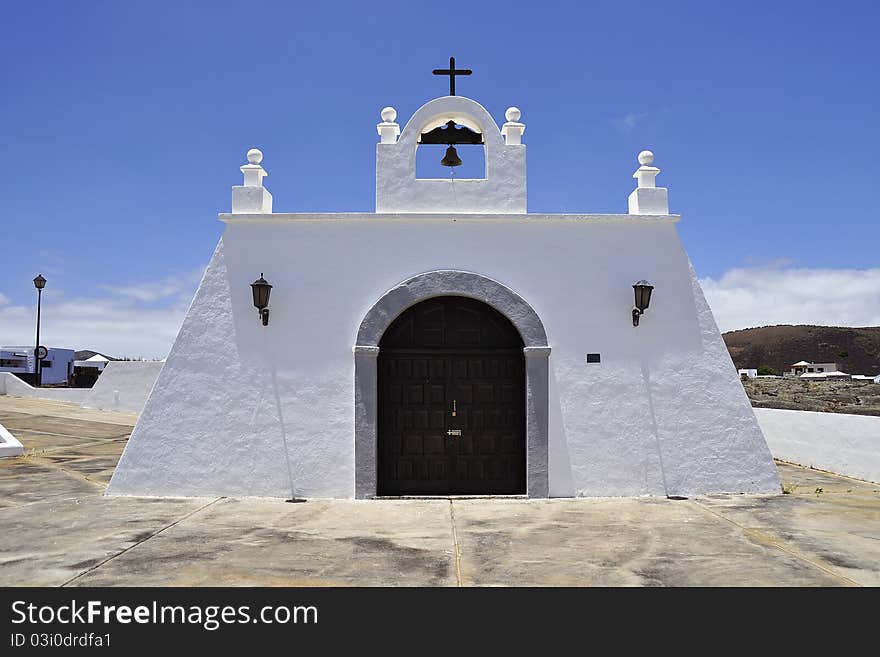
top-left (722, 325), bottom-right (880, 376)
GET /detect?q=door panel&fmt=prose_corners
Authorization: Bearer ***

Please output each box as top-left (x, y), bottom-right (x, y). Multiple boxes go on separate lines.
top-left (448, 353), bottom-right (524, 494)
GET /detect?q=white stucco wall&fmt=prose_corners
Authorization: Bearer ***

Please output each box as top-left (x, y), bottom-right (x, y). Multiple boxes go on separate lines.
top-left (108, 213), bottom-right (780, 499)
top-left (81, 361), bottom-right (164, 414)
top-left (0, 372), bottom-right (90, 403)
top-left (755, 408), bottom-right (880, 484)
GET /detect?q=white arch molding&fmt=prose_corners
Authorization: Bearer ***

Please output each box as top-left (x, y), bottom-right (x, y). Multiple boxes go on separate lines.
top-left (353, 270), bottom-right (550, 498)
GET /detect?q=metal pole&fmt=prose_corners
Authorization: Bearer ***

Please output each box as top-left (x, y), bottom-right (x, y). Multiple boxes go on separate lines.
top-left (34, 288), bottom-right (42, 387)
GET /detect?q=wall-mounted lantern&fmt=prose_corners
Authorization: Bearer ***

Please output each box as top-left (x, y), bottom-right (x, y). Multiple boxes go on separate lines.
top-left (632, 280), bottom-right (654, 327)
top-left (251, 274), bottom-right (272, 326)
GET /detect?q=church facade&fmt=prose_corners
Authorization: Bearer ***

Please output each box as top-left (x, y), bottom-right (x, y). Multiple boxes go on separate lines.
top-left (107, 91), bottom-right (781, 499)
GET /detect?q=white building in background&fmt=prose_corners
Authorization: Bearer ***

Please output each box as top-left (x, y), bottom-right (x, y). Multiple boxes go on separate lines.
top-left (73, 353), bottom-right (111, 372)
top-left (786, 360), bottom-right (860, 381)
top-left (108, 82), bottom-right (780, 500)
top-left (0, 348), bottom-right (29, 374)
top-left (0, 346), bottom-right (74, 385)
top-left (789, 361), bottom-right (840, 376)
top-left (738, 369), bottom-right (758, 379)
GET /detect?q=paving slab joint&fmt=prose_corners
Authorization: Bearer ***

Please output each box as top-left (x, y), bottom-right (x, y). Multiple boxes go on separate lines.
top-left (449, 500), bottom-right (463, 587)
top-left (60, 497), bottom-right (222, 587)
top-left (691, 499), bottom-right (860, 587)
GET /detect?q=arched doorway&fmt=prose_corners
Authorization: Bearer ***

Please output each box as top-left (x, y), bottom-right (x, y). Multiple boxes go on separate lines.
top-left (377, 296), bottom-right (526, 495)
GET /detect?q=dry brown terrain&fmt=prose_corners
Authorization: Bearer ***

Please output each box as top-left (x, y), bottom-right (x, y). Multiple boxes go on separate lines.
top-left (743, 377), bottom-right (880, 416)
top-left (724, 325), bottom-right (880, 377)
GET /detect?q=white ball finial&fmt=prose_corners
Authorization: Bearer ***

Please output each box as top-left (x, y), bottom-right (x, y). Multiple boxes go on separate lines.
top-left (247, 148), bottom-right (263, 165)
top-left (381, 106), bottom-right (397, 122)
top-left (638, 150), bottom-right (654, 166)
top-left (505, 106), bottom-right (521, 122)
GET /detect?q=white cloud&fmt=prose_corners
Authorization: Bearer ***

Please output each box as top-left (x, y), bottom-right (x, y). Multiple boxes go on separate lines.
top-left (99, 273), bottom-right (202, 304)
top-left (700, 266), bottom-right (880, 332)
top-left (0, 269), bottom-right (204, 359)
top-left (611, 111), bottom-right (649, 133)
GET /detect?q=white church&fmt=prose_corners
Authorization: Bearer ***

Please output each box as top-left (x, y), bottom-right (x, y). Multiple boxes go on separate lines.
top-left (108, 64), bottom-right (781, 499)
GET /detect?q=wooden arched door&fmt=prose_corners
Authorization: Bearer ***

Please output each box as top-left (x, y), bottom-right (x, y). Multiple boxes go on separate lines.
top-left (377, 296), bottom-right (526, 495)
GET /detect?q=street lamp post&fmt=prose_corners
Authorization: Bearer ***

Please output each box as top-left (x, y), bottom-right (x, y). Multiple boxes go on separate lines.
top-left (33, 274), bottom-right (46, 387)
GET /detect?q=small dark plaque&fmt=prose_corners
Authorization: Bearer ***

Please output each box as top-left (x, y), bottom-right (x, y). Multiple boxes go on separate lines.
top-left (586, 353), bottom-right (601, 363)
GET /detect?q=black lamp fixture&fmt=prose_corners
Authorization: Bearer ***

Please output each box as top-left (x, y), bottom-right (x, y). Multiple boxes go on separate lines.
top-left (632, 280), bottom-right (654, 327)
top-left (251, 274), bottom-right (272, 326)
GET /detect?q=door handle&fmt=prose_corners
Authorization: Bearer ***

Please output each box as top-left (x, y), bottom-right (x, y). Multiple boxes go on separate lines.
top-left (451, 399), bottom-right (457, 417)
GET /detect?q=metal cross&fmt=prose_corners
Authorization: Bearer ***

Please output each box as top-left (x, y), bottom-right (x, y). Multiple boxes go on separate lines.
top-left (432, 57), bottom-right (472, 96)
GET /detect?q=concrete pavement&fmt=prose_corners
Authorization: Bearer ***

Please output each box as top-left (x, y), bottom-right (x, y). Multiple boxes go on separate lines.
top-left (1, 396), bottom-right (877, 586)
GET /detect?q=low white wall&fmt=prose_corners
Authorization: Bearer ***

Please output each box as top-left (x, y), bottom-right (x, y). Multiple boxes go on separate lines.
top-left (81, 361), bottom-right (164, 414)
top-left (0, 422), bottom-right (24, 457)
top-left (0, 372), bottom-right (90, 403)
top-left (755, 407), bottom-right (880, 483)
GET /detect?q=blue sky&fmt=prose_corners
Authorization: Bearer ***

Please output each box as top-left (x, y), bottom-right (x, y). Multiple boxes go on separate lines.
top-left (1, 1), bottom-right (878, 357)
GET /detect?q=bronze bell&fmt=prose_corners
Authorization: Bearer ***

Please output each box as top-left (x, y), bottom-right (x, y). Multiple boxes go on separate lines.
top-left (440, 145), bottom-right (462, 167)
